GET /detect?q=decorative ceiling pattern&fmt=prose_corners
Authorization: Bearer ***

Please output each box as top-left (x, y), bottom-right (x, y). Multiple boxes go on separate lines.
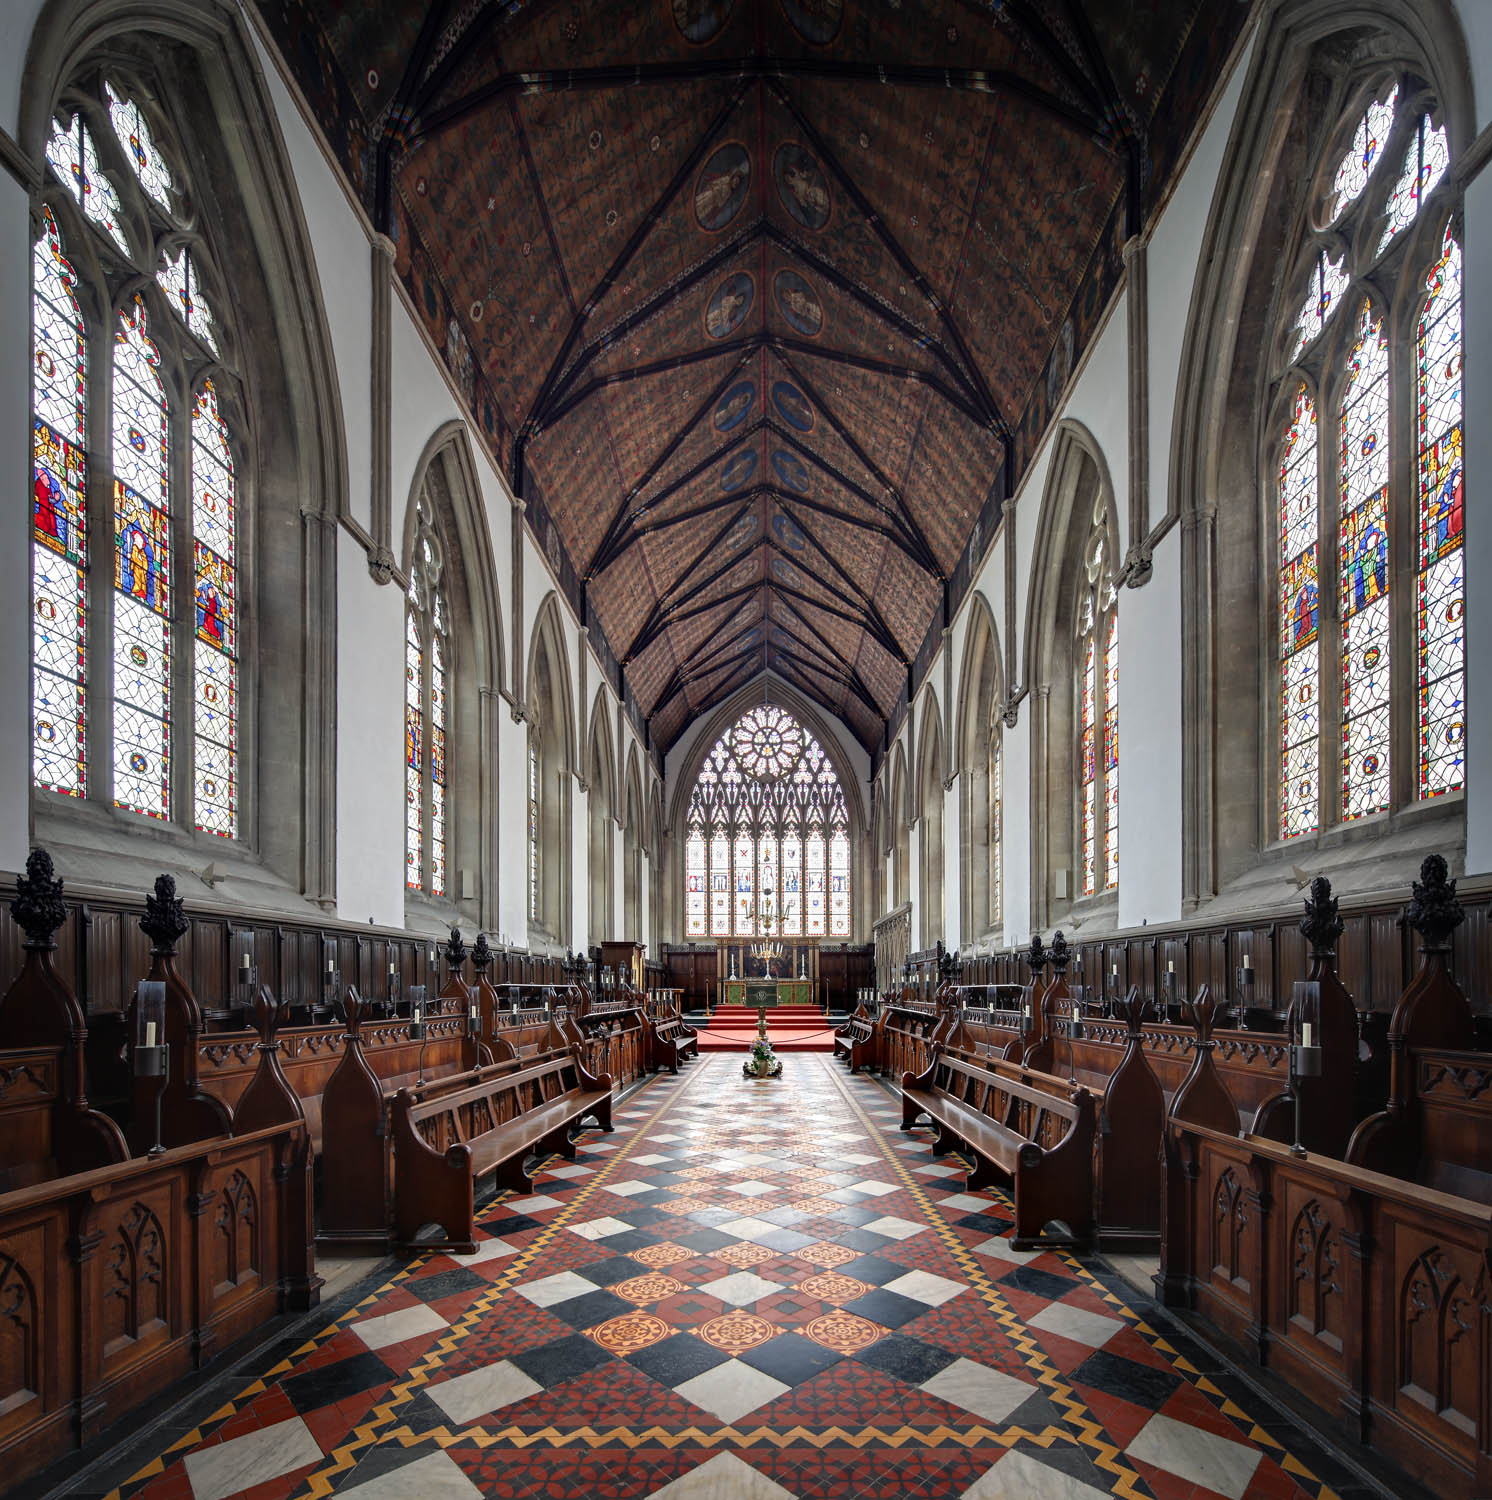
top-left (254, 0), bottom-right (1248, 754)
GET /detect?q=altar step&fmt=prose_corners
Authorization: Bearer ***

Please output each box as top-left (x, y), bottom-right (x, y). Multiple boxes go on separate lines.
top-left (694, 1004), bottom-right (838, 1052)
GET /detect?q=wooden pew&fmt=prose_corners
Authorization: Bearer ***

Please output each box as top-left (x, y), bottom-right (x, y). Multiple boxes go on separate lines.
top-left (0, 850), bottom-right (129, 1187)
top-left (649, 1014), bottom-right (698, 1072)
top-left (392, 1051), bottom-right (613, 1252)
top-left (0, 1114), bottom-right (316, 1487)
top-left (901, 1048), bottom-right (1096, 1249)
top-left (833, 1008), bottom-right (876, 1072)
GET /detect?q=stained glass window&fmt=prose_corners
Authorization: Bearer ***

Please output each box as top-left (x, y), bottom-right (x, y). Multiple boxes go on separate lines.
top-left (528, 735), bottom-right (541, 922)
top-left (1278, 388), bottom-right (1320, 838)
top-left (1339, 304), bottom-right (1391, 821)
top-left (404, 506), bottom-right (449, 898)
top-left (1416, 226), bottom-right (1464, 798)
top-left (34, 79), bottom-right (249, 842)
top-left (31, 208), bottom-right (88, 797)
top-left (1325, 85), bottom-right (1398, 221)
top-left (45, 114), bottom-right (127, 252)
top-left (1291, 250), bottom-right (1349, 359)
top-left (106, 81), bottom-right (173, 210)
top-left (683, 705), bottom-right (851, 936)
top-left (1379, 115), bottom-right (1449, 254)
top-left (1077, 505), bottom-right (1117, 897)
top-left (1273, 79), bottom-right (1462, 840)
top-left (191, 381), bottom-right (237, 836)
top-left (112, 296), bottom-right (171, 820)
top-left (988, 735), bottom-right (1002, 927)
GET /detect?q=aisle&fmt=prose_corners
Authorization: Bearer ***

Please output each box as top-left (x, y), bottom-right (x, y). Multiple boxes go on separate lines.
top-left (94, 1057), bottom-right (1366, 1500)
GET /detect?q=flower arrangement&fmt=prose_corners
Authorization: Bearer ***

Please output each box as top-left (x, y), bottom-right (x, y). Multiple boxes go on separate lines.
top-left (743, 1036), bottom-right (782, 1078)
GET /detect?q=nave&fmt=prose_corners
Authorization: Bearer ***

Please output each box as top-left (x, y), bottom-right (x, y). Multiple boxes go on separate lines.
top-left (57, 1056), bottom-right (1365, 1500)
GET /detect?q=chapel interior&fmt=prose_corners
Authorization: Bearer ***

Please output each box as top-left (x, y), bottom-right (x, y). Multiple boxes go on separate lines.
top-left (0, 1), bottom-right (1488, 1497)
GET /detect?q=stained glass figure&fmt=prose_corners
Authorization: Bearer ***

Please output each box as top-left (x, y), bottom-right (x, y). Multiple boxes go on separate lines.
top-left (683, 705), bottom-right (850, 937)
top-left (191, 381), bottom-right (237, 836)
top-left (405, 603), bottom-right (423, 889)
top-left (112, 297), bottom-right (170, 819)
top-left (1076, 502), bottom-right (1116, 896)
top-left (1325, 84), bottom-right (1398, 221)
top-left (1279, 388), bottom-right (1320, 838)
top-left (45, 114), bottom-right (128, 252)
top-left (1339, 305), bottom-right (1391, 821)
top-left (1379, 115), bottom-right (1449, 254)
top-left (1080, 636), bottom-right (1097, 895)
top-left (988, 736), bottom-right (1002, 928)
top-left (404, 504), bottom-right (450, 897)
top-left (158, 246), bottom-right (220, 355)
top-left (1102, 614), bottom-right (1119, 889)
top-left (106, 81), bottom-right (174, 210)
top-left (528, 736), bottom-right (541, 922)
top-left (31, 209), bottom-right (88, 797)
top-left (1416, 226), bottom-right (1464, 797)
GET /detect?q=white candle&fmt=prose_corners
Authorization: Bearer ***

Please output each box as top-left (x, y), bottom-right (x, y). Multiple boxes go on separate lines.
top-left (144, 1021), bottom-right (156, 1048)
top-left (1302, 1022), bottom-right (1313, 1048)
top-left (1243, 953), bottom-right (1252, 971)
top-left (1167, 960), bottom-right (1175, 974)
top-left (240, 952), bottom-right (251, 974)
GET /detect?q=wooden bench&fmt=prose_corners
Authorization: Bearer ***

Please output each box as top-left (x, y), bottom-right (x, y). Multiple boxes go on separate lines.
top-left (392, 1051), bottom-right (612, 1252)
top-left (901, 1048), bottom-right (1096, 1249)
top-left (833, 1012), bottom-right (876, 1073)
top-left (650, 1015), bottom-right (698, 1072)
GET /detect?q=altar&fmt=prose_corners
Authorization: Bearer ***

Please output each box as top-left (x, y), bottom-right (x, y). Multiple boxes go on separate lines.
top-left (724, 978), bottom-right (811, 1007)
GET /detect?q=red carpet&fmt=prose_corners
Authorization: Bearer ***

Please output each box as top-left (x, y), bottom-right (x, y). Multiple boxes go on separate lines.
top-left (693, 1004), bottom-right (838, 1052)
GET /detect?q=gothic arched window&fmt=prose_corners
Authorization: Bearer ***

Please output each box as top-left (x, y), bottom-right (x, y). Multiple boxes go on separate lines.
top-left (683, 705), bottom-right (850, 938)
top-left (1077, 506), bottom-right (1118, 895)
top-left (33, 77), bottom-right (241, 836)
top-left (1272, 77), bottom-right (1462, 837)
top-left (404, 500), bottom-right (448, 897)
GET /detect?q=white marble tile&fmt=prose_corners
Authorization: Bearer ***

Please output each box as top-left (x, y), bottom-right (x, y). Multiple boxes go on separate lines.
top-left (961, 1448), bottom-right (1111, 1500)
top-left (727, 1180), bottom-right (778, 1197)
top-left (1028, 1302), bottom-right (1125, 1349)
top-left (861, 1215), bottom-right (926, 1240)
top-left (921, 1357), bottom-right (1037, 1425)
top-left (1126, 1412), bottom-right (1261, 1500)
top-left (183, 1416), bottom-right (321, 1500)
top-left (649, 1132), bottom-right (686, 1143)
top-left (697, 1270), bottom-right (780, 1306)
top-left (541, 1163), bottom-right (593, 1180)
top-left (969, 1235), bottom-right (1040, 1265)
top-left (336, 1449), bottom-right (485, 1500)
top-left (503, 1193), bottom-right (564, 1213)
top-left (568, 1215), bottom-right (634, 1239)
top-left (350, 1303), bottom-right (450, 1351)
top-left (881, 1269), bottom-right (967, 1307)
top-left (715, 1215), bottom-right (779, 1242)
top-left (650, 1452), bottom-right (798, 1499)
top-left (934, 1192), bottom-right (1000, 1215)
top-left (836, 1152), bottom-right (881, 1166)
top-left (517, 1271), bottom-right (600, 1307)
top-left (427, 1358), bottom-right (544, 1424)
top-left (914, 1162), bottom-right (963, 1178)
top-left (583, 1142), bottom-right (619, 1153)
top-left (628, 1153), bottom-right (675, 1166)
top-left (847, 1179), bottom-right (899, 1197)
top-left (463, 1236), bottom-right (519, 1263)
top-left (600, 1180), bottom-right (658, 1197)
top-left (674, 1359), bottom-right (791, 1424)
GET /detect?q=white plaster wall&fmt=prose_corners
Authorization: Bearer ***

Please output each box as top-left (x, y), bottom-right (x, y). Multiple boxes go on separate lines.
top-left (250, 24), bottom-right (372, 535)
top-left (1148, 35), bottom-right (1254, 511)
top-left (1116, 531), bottom-right (1184, 927)
top-left (0, 170), bottom-right (31, 871)
top-left (495, 707), bottom-right (529, 943)
top-left (1452, 0), bottom-right (1492, 134)
top-left (943, 781), bottom-right (961, 952)
top-left (1001, 713), bottom-right (1032, 948)
top-left (572, 779), bottom-right (589, 952)
top-left (0, 2), bottom-right (46, 138)
top-left (909, 821), bottom-right (922, 950)
top-left (335, 527), bottom-right (404, 926)
top-left (1464, 165), bottom-right (1492, 877)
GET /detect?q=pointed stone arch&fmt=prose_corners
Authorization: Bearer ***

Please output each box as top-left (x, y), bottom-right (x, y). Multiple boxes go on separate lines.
top-left (623, 745), bottom-right (645, 941)
top-left (917, 689), bottom-right (945, 947)
top-left (957, 592), bottom-right (1004, 944)
top-left (587, 693), bottom-right (617, 945)
top-left (888, 741), bottom-right (910, 913)
top-left (526, 593), bottom-right (575, 948)
top-left (1023, 420), bottom-right (1121, 930)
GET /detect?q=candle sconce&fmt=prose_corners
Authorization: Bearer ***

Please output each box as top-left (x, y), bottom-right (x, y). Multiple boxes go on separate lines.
top-left (134, 979), bottom-right (168, 1155)
top-left (466, 984), bottom-right (482, 1040)
top-left (322, 938), bottom-right (340, 1014)
top-left (1288, 980), bottom-right (1322, 1157)
top-left (1161, 961), bottom-right (1178, 1012)
top-left (234, 931), bottom-right (257, 1016)
top-left (1234, 953), bottom-right (1255, 1031)
top-left (387, 959), bottom-right (401, 1016)
top-left (407, 983), bottom-right (429, 1083)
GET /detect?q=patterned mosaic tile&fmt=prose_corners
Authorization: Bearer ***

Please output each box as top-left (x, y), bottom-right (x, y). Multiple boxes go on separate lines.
top-left (91, 1056), bottom-right (1375, 1500)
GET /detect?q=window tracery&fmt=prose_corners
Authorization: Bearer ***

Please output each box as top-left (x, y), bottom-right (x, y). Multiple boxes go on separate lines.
top-left (1273, 78), bottom-right (1462, 838)
top-left (33, 77), bottom-right (243, 838)
top-left (684, 705), bottom-right (850, 938)
top-left (1077, 504), bottom-right (1117, 896)
top-left (404, 499), bottom-right (448, 897)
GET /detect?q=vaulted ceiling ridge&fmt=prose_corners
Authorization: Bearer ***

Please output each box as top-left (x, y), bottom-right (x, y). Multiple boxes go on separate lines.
top-left (769, 610), bottom-right (884, 714)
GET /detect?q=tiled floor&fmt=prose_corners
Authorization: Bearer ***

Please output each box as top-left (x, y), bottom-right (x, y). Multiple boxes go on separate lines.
top-left (88, 1056), bottom-right (1383, 1500)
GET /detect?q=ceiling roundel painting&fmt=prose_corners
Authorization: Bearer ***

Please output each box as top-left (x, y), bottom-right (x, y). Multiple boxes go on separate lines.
top-left (694, 143), bottom-right (750, 230)
top-left (254, 0), bottom-right (1250, 753)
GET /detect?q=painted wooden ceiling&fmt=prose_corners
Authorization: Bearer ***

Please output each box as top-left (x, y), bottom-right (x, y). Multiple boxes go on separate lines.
top-left (254, 0), bottom-right (1246, 753)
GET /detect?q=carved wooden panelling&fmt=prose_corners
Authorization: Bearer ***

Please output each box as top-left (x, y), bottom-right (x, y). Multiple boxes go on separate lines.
top-left (1286, 1196), bottom-right (1343, 1354)
top-left (101, 1201), bottom-right (169, 1360)
top-left (1210, 1165), bottom-right (1248, 1288)
top-left (212, 1168), bottom-right (260, 1296)
top-left (1394, 1232), bottom-right (1485, 1443)
top-left (0, 1248), bottom-right (41, 1427)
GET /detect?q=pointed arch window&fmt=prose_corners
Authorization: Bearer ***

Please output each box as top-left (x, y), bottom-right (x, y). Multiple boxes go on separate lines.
top-left (684, 705), bottom-right (850, 937)
top-left (32, 78), bottom-right (244, 837)
top-left (1273, 78), bottom-right (1463, 837)
top-left (528, 728), bottom-right (541, 924)
top-left (404, 502), bottom-right (448, 897)
top-left (1077, 507), bottom-right (1118, 896)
